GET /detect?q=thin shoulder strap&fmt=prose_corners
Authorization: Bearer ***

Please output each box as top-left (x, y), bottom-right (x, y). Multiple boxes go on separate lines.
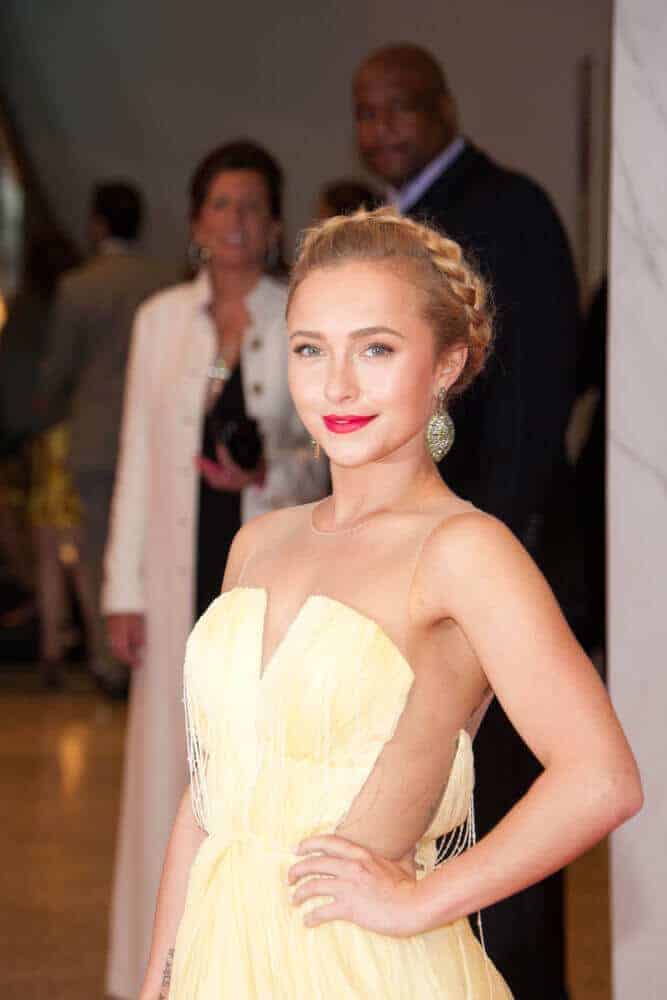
top-left (406, 504), bottom-right (476, 606)
top-left (235, 505), bottom-right (309, 587)
top-left (235, 542), bottom-right (255, 587)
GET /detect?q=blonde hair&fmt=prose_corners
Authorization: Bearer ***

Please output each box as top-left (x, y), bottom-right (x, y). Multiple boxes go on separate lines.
top-left (288, 207), bottom-right (493, 396)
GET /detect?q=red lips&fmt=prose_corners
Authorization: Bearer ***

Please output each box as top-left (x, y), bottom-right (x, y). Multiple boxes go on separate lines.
top-left (322, 415), bottom-right (378, 434)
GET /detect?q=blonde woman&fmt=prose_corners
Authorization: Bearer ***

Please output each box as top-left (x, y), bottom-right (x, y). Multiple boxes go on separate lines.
top-left (139, 209), bottom-right (641, 998)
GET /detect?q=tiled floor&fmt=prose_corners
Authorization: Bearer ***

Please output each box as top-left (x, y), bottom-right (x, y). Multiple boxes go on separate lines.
top-left (0, 671), bottom-right (610, 999)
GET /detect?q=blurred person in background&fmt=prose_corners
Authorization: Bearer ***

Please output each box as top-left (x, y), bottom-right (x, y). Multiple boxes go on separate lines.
top-left (317, 178), bottom-right (380, 219)
top-left (103, 140), bottom-right (327, 1000)
top-left (0, 235), bottom-right (79, 455)
top-left (36, 182), bottom-right (167, 696)
top-left (353, 43), bottom-right (580, 999)
top-left (573, 278), bottom-right (607, 668)
top-left (0, 234), bottom-right (80, 678)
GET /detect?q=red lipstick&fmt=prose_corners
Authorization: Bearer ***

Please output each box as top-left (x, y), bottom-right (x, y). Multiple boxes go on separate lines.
top-left (322, 415), bottom-right (377, 434)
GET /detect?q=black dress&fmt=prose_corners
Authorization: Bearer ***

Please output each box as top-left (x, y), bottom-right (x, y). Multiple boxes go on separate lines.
top-left (195, 366), bottom-right (246, 619)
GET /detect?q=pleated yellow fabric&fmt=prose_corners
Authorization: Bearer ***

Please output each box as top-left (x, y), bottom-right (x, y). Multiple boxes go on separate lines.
top-left (171, 587), bottom-right (512, 998)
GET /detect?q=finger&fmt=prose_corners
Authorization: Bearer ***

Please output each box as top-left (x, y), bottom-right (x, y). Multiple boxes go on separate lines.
top-left (288, 857), bottom-right (351, 885)
top-left (215, 442), bottom-right (241, 473)
top-left (201, 467), bottom-right (230, 490)
top-left (288, 856), bottom-right (358, 885)
top-left (208, 477), bottom-right (226, 490)
top-left (129, 623), bottom-right (145, 648)
top-left (215, 442), bottom-right (232, 463)
top-left (291, 877), bottom-right (340, 906)
top-left (303, 900), bottom-right (346, 928)
top-left (197, 455), bottom-right (228, 479)
top-left (207, 465), bottom-right (230, 482)
top-left (128, 645), bottom-right (143, 669)
top-left (196, 464), bottom-right (215, 487)
top-left (296, 835), bottom-right (370, 862)
top-left (111, 637), bottom-right (129, 664)
top-left (115, 642), bottom-right (133, 667)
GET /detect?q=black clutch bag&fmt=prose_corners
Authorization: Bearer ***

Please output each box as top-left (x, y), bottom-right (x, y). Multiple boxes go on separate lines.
top-left (213, 416), bottom-right (264, 471)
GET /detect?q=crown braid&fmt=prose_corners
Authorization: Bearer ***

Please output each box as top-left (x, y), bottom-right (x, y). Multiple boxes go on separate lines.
top-left (289, 207), bottom-right (493, 396)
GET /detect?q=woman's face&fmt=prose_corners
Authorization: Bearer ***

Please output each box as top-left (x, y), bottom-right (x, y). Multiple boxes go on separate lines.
top-left (192, 169), bottom-right (280, 272)
top-left (287, 260), bottom-right (465, 468)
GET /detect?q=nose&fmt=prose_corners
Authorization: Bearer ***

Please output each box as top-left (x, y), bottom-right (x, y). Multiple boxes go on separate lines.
top-left (372, 109), bottom-right (394, 139)
top-left (227, 202), bottom-right (244, 227)
top-left (324, 356), bottom-right (358, 406)
top-left (360, 106), bottom-right (397, 144)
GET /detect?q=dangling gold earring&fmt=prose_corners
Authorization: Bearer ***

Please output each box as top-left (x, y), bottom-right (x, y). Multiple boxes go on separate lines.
top-left (188, 241), bottom-right (211, 270)
top-left (426, 387), bottom-right (455, 461)
top-left (311, 438), bottom-right (321, 460)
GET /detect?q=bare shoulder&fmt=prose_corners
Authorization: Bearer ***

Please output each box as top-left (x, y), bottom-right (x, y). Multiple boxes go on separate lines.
top-left (414, 509), bottom-right (539, 621)
top-left (429, 509), bottom-right (520, 560)
top-left (230, 505), bottom-right (300, 556)
top-left (421, 507), bottom-right (518, 561)
top-left (242, 501), bottom-right (314, 543)
top-left (223, 502), bottom-right (316, 589)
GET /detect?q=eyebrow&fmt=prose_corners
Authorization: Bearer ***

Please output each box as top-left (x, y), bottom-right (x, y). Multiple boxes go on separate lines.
top-left (289, 325), bottom-right (406, 341)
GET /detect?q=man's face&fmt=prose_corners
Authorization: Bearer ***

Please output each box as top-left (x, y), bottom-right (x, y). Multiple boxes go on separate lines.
top-left (354, 62), bottom-right (453, 187)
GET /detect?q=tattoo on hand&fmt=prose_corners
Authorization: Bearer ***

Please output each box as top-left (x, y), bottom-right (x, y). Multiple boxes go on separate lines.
top-left (158, 948), bottom-right (174, 999)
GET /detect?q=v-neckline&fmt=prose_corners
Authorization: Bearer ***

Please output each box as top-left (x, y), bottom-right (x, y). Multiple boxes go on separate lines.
top-left (257, 589), bottom-right (317, 682)
top-left (204, 587), bottom-right (474, 775)
top-left (220, 586), bottom-right (414, 685)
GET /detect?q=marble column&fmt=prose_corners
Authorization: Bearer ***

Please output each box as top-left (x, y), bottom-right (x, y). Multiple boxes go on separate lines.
top-left (609, 4), bottom-right (667, 997)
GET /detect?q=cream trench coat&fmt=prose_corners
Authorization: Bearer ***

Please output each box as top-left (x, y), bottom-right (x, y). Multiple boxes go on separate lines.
top-left (103, 271), bottom-right (326, 1000)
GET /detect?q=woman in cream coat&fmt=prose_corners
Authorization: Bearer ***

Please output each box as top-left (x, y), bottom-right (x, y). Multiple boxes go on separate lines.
top-left (103, 142), bottom-right (326, 999)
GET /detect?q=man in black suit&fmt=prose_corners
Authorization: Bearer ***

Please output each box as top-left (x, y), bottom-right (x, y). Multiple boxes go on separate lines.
top-left (353, 44), bottom-right (580, 999)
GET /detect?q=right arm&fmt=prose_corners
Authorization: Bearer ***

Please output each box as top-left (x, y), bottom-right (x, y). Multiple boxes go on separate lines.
top-left (103, 302), bottom-right (154, 663)
top-left (34, 275), bottom-right (85, 431)
top-left (139, 788), bottom-right (206, 999)
top-left (140, 522), bottom-right (259, 995)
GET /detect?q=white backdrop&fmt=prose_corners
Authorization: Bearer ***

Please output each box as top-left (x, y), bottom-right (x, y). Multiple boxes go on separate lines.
top-left (0, 1), bottom-right (609, 273)
top-left (609, 2), bottom-right (667, 996)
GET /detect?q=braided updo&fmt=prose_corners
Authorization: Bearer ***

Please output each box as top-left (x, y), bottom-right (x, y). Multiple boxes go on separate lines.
top-left (288, 207), bottom-right (493, 397)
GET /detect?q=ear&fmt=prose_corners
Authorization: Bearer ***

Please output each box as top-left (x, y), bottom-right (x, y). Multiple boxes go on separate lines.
top-left (435, 343), bottom-right (468, 394)
top-left (91, 214), bottom-right (109, 243)
top-left (190, 217), bottom-right (204, 249)
top-left (268, 218), bottom-right (282, 248)
top-left (438, 92), bottom-right (459, 140)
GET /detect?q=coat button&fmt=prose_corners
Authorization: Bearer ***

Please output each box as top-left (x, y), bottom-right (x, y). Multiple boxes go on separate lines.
top-left (252, 382), bottom-right (263, 395)
top-left (250, 338), bottom-right (262, 351)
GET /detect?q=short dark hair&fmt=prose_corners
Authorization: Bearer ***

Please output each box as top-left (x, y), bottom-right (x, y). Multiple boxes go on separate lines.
top-left (91, 181), bottom-right (144, 240)
top-left (25, 232), bottom-right (80, 300)
top-left (189, 140), bottom-right (283, 222)
top-left (320, 179), bottom-right (380, 217)
top-left (356, 44), bottom-right (452, 101)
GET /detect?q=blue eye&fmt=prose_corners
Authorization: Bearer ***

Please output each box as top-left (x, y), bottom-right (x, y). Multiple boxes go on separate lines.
top-left (293, 344), bottom-right (321, 357)
top-left (363, 343), bottom-right (393, 357)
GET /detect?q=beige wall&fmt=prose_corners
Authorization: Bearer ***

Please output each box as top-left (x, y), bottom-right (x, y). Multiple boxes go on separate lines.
top-left (0, 1), bottom-right (610, 271)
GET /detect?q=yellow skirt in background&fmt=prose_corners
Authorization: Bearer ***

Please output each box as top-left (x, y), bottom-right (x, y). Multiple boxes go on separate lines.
top-left (28, 423), bottom-right (81, 530)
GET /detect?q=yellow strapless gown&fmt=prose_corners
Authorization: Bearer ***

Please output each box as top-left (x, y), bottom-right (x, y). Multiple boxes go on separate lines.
top-left (171, 587), bottom-right (512, 998)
